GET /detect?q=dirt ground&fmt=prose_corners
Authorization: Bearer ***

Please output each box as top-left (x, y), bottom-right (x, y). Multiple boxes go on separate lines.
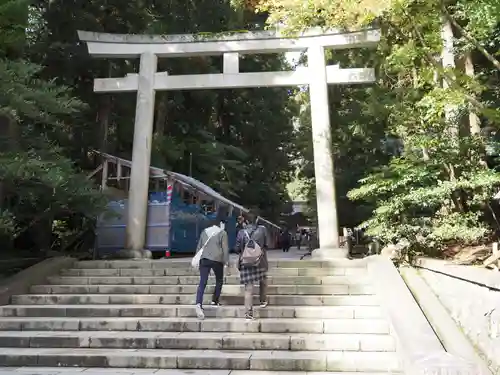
top-left (442, 244), bottom-right (492, 265)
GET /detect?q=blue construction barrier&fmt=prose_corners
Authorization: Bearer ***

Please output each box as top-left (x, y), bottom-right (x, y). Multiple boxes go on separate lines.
top-left (168, 191), bottom-right (238, 253)
top-left (95, 190), bottom-right (239, 255)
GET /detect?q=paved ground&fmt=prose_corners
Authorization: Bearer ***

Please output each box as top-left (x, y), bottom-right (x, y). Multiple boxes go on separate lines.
top-left (0, 369), bottom-right (385, 375)
top-left (164, 247), bottom-right (311, 264)
top-left (268, 247), bottom-right (312, 260)
top-left (0, 369), bottom-right (166, 375)
top-left (0, 370), bottom-right (225, 375)
top-left (0, 369), bottom-right (232, 375)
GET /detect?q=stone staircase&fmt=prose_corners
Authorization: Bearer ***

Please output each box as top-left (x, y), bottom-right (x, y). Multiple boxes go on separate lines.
top-left (0, 257), bottom-right (404, 374)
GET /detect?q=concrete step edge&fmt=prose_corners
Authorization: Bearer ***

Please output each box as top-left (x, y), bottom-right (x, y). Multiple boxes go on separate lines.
top-left (74, 259), bottom-right (368, 269)
top-left (37, 284), bottom-right (372, 287)
top-left (0, 317), bottom-right (390, 334)
top-left (51, 274), bottom-right (368, 279)
top-left (0, 368), bottom-right (403, 375)
top-left (0, 304), bottom-right (382, 310)
top-left (0, 331), bottom-right (396, 351)
top-left (30, 285), bottom-right (374, 295)
top-left (0, 348), bottom-right (402, 372)
top-left (47, 275), bottom-right (371, 286)
top-left (0, 305), bottom-right (383, 319)
top-left (10, 294), bottom-right (379, 306)
top-left (47, 277), bottom-right (372, 285)
top-left (61, 269), bottom-right (368, 277)
top-left (0, 330), bottom-right (394, 338)
top-left (0, 317), bottom-right (389, 322)
top-left (12, 294), bottom-right (377, 298)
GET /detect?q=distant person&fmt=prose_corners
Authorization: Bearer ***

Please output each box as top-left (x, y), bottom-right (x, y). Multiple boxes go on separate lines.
top-left (281, 228), bottom-right (291, 252)
top-left (305, 230), bottom-right (314, 252)
top-left (307, 229), bottom-right (318, 252)
top-left (235, 212), bottom-right (269, 320)
top-left (194, 219), bottom-right (229, 320)
top-left (295, 230), bottom-right (302, 249)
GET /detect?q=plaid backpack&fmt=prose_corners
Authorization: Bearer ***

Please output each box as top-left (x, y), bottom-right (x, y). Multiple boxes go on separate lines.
top-left (240, 229), bottom-right (263, 267)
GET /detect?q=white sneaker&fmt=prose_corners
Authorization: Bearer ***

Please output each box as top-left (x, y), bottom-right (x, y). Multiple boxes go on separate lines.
top-left (195, 304), bottom-right (205, 320)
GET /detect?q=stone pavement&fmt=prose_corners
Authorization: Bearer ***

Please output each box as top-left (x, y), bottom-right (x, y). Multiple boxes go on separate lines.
top-left (0, 369), bottom-right (400, 374)
top-left (163, 247), bottom-right (311, 263)
top-left (0, 248), bottom-right (403, 374)
top-left (0, 370), bottom-right (409, 375)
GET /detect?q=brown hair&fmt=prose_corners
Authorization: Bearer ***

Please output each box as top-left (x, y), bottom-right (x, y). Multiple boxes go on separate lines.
top-left (243, 212), bottom-right (257, 224)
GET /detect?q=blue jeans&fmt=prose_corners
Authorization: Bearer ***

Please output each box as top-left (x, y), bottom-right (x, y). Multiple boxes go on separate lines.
top-left (196, 258), bottom-right (224, 306)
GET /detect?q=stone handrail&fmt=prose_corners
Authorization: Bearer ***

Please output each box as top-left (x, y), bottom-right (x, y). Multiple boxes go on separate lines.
top-left (367, 255), bottom-right (486, 374)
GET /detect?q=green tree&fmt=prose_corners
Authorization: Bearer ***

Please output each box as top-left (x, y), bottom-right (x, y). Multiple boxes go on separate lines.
top-left (0, 0), bottom-right (106, 252)
top-left (30, 0), bottom-right (298, 225)
top-left (258, 0), bottom-right (500, 255)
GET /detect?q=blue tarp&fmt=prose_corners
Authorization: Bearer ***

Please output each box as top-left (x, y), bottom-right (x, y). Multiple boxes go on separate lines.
top-left (149, 190), bottom-right (238, 253)
top-left (94, 151), bottom-right (276, 254)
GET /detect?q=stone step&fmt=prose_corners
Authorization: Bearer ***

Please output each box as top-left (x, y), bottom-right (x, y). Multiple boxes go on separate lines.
top-left (0, 369), bottom-right (404, 375)
top-left (74, 259), bottom-right (367, 270)
top-left (61, 267), bottom-right (366, 277)
top-left (0, 331), bottom-right (396, 351)
top-left (0, 317), bottom-right (390, 334)
top-left (0, 348), bottom-right (401, 371)
top-left (48, 275), bottom-right (368, 285)
top-left (10, 294), bottom-right (379, 306)
top-left (0, 304), bottom-right (384, 319)
top-left (30, 284), bottom-right (374, 295)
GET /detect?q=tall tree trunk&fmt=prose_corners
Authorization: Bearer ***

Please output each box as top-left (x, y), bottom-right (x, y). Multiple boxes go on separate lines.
top-left (441, 17), bottom-right (468, 211)
top-left (0, 113), bottom-right (19, 210)
top-left (464, 52), bottom-right (481, 135)
top-left (97, 95), bottom-right (111, 153)
top-left (442, 3), bottom-right (500, 72)
top-left (0, 179), bottom-right (3, 212)
top-left (97, 64), bottom-right (114, 154)
top-left (152, 94), bottom-right (168, 169)
top-left (154, 95), bottom-right (167, 136)
top-left (441, 16), bottom-right (458, 137)
top-left (216, 91), bottom-right (233, 143)
top-left (413, 66), bottom-right (430, 160)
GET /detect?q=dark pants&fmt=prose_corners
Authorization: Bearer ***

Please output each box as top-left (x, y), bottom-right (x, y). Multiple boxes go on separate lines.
top-left (196, 258), bottom-right (224, 306)
top-left (282, 241), bottom-right (290, 252)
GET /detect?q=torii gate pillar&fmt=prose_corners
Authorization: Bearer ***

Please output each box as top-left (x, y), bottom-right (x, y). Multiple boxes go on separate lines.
top-left (126, 52), bottom-right (157, 254)
top-left (308, 45), bottom-right (344, 257)
top-left (78, 28), bottom-right (380, 259)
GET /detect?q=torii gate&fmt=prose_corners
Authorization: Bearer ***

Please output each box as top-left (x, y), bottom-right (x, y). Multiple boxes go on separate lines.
top-left (78, 28), bottom-right (380, 259)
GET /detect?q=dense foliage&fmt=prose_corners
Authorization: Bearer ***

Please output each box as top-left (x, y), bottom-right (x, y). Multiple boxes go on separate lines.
top-left (259, 0), bottom-right (500, 255)
top-left (4, 0), bottom-right (500, 258)
top-left (0, 0), bottom-right (106, 253)
top-left (0, 0), bottom-right (298, 253)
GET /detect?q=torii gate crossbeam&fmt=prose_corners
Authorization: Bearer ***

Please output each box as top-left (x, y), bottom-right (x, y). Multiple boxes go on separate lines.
top-left (78, 28), bottom-right (381, 259)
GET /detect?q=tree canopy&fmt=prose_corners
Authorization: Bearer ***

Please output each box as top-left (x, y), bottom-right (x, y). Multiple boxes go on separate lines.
top-left (3, 0), bottom-right (500, 259)
top-left (0, 0), bottom-right (298, 253)
top-left (260, 0), bottom-right (500, 256)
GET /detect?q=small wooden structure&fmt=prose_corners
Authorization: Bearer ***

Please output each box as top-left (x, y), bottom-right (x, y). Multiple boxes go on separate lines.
top-left (89, 151), bottom-right (280, 255)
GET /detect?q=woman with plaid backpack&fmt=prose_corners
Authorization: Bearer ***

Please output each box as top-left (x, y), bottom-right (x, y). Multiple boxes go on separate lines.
top-left (235, 212), bottom-right (269, 320)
